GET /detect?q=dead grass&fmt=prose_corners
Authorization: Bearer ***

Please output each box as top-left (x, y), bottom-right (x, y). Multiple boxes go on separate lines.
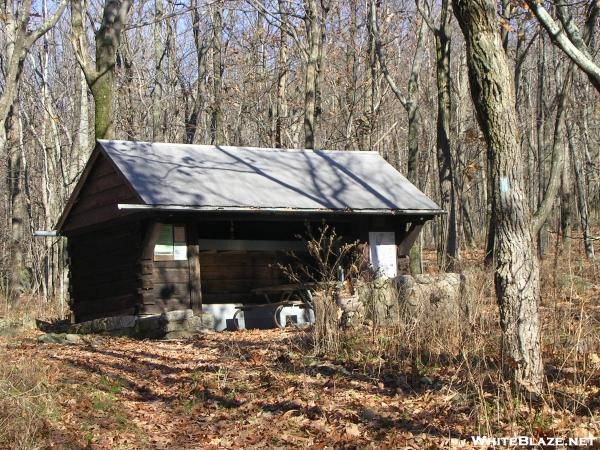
top-left (0, 293), bottom-right (67, 326)
top-left (0, 354), bottom-right (57, 450)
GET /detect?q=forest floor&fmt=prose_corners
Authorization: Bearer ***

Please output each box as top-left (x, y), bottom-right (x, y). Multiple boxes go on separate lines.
top-left (2, 327), bottom-right (495, 449)
top-left (1, 245), bottom-right (599, 449)
top-left (1, 321), bottom-right (599, 449)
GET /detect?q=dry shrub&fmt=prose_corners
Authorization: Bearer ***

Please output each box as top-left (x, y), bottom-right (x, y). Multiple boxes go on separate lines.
top-left (336, 242), bottom-right (599, 436)
top-left (279, 224), bottom-right (362, 355)
top-left (312, 291), bottom-right (341, 355)
top-left (0, 293), bottom-right (67, 327)
top-left (0, 356), bottom-right (57, 449)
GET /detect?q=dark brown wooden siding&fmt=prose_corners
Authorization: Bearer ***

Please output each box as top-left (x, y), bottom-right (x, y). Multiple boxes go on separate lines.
top-left (200, 251), bottom-right (288, 304)
top-left (69, 222), bottom-right (142, 322)
top-left (142, 260), bottom-right (192, 314)
top-left (62, 154), bottom-right (139, 232)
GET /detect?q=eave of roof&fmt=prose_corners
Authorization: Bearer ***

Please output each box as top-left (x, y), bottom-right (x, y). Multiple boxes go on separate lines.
top-left (117, 203), bottom-right (445, 216)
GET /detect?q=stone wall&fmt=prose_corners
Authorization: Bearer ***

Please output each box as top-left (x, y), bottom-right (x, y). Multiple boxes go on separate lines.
top-left (68, 309), bottom-right (215, 339)
top-left (340, 273), bottom-right (471, 329)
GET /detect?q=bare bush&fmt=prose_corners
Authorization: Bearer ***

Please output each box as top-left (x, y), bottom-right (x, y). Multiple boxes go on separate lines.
top-left (279, 224), bottom-right (363, 354)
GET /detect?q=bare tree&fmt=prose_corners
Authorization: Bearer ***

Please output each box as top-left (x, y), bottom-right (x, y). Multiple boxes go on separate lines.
top-left (453, 0), bottom-right (543, 392)
top-left (71, 0), bottom-right (133, 139)
top-left (0, 0), bottom-right (67, 153)
top-left (210, 0), bottom-right (224, 145)
top-left (274, 0), bottom-right (290, 148)
top-left (417, 0), bottom-right (459, 271)
top-left (303, 0), bottom-right (320, 149)
top-left (371, 0), bottom-right (428, 274)
top-left (0, 0), bottom-right (67, 298)
top-left (525, 0), bottom-right (600, 94)
top-left (185, 0), bottom-right (210, 144)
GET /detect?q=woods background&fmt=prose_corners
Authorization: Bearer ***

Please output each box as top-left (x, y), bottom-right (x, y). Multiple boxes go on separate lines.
top-left (0, 0), bottom-right (598, 305)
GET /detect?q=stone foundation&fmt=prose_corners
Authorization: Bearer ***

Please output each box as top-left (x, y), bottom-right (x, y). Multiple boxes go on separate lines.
top-left (68, 309), bottom-right (215, 339)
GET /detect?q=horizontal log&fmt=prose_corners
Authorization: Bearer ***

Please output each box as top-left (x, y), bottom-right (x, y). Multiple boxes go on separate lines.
top-left (153, 267), bottom-right (189, 284)
top-left (154, 260), bottom-right (190, 269)
top-left (141, 298), bottom-right (192, 314)
top-left (153, 282), bottom-right (190, 301)
top-left (201, 278), bottom-right (277, 293)
top-left (63, 202), bottom-right (137, 232)
top-left (73, 294), bottom-right (137, 316)
top-left (72, 279), bottom-right (137, 300)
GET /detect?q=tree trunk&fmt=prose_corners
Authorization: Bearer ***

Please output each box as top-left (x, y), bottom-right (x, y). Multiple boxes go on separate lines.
top-left (567, 119), bottom-right (595, 260)
top-left (303, 0), bottom-right (320, 149)
top-left (71, 0), bottom-right (132, 140)
top-left (434, 0), bottom-right (459, 272)
top-left (560, 144), bottom-right (572, 252)
top-left (453, 0), bottom-right (543, 393)
top-left (152, 0), bottom-right (165, 142)
top-left (535, 35), bottom-right (548, 257)
top-left (8, 107), bottom-right (27, 300)
top-left (186, 0), bottom-right (209, 144)
top-left (532, 64), bottom-right (572, 236)
top-left (77, 69), bottom-right (90, 169)
top-left (210, 1), bottom-right (224, 145)
top-left (406, 17), bottom-right (428, 276)
top-left (275, 0), bottom-right (289, 148)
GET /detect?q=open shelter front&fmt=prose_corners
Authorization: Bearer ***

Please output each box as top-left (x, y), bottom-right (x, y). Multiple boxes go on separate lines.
top-left (55, 140), bottom-right (443, 329)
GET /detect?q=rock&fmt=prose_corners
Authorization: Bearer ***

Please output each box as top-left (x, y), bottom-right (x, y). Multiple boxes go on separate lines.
top-left (357, 278), bottom-right (400, 326)
top-left (336, 293), bottom-right (364, 329)
top-left (36, 319), bottom-right (70, 333)
top-left (37, 333), bottom-right (83, 345)
top-left (67, 309), bottom-right (216, 340)
top-left (70, 315), bottom-right (137, 335)
top-left (395, 272), bottom-right (469, 322)
top-left (135, 315), bottom-right (165, 339)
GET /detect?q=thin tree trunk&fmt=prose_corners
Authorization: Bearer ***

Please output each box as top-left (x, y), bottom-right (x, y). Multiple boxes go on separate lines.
top-left (77, 69), bottom-right (89, 169)
top-left (560, 144), bottom-right (572, 252)
top-left (275, 0), bottom-right (289, 148)
top-left (152, 0), bottom-right (165, 142)
top-left (210, 1), bottom-right (224, 145)
top-left (433, 0), bottom-right (458, 271)
top-left (567, 119), bottom-right (595, 260)
top-left (535, 34), bottom-right (547, 256)
top-left (303, 0), bottom-right (320, 149)
top-left (532, 64), bottom-right (573, 236)
top-left (186, 0), bottom-right (209, 144)
top-left (453, 0), bottom-right (543, 393)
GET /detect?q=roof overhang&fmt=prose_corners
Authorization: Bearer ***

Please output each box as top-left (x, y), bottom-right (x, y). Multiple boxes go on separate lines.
top-left (117, 203), bottom-right (445, 216)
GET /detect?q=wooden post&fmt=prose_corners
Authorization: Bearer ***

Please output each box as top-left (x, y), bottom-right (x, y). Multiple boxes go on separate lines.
top-left (397, 221), bottom-right (424, 256)
top-left (187, 223), bottom-right (202, 314)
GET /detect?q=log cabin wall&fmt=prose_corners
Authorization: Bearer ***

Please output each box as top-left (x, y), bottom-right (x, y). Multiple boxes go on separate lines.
top-left (68, 222), bottom-right (142, 322)
top-left (61, 153), bottom-right (139, 233)
top-left (145, 260), bottom-right (192, 314)
top-left (194, 218), bottom-right (366, 305)
top-left (67, 214), bottom-right (426, 321)
top-left (200, 252), bottom-right (288, 304)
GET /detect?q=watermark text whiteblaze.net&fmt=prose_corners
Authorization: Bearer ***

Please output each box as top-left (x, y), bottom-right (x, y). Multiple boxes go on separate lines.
top-left (470, 436), bottom-right (596, 447)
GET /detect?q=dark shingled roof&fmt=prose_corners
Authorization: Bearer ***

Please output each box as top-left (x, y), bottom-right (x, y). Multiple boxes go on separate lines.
top-left (96, 139), bottom-right (443, 214)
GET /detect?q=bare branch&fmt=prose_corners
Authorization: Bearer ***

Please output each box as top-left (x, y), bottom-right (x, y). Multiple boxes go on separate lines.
top-left (524, 0), bottom-right (600, 93)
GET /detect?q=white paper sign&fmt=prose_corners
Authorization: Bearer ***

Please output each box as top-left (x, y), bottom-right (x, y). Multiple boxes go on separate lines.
top-left (369, 231), bottom-right (397, 278)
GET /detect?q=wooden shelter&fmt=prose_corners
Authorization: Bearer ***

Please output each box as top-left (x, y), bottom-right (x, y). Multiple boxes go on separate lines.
top-left (56, 140), bottom-right (443, 323)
